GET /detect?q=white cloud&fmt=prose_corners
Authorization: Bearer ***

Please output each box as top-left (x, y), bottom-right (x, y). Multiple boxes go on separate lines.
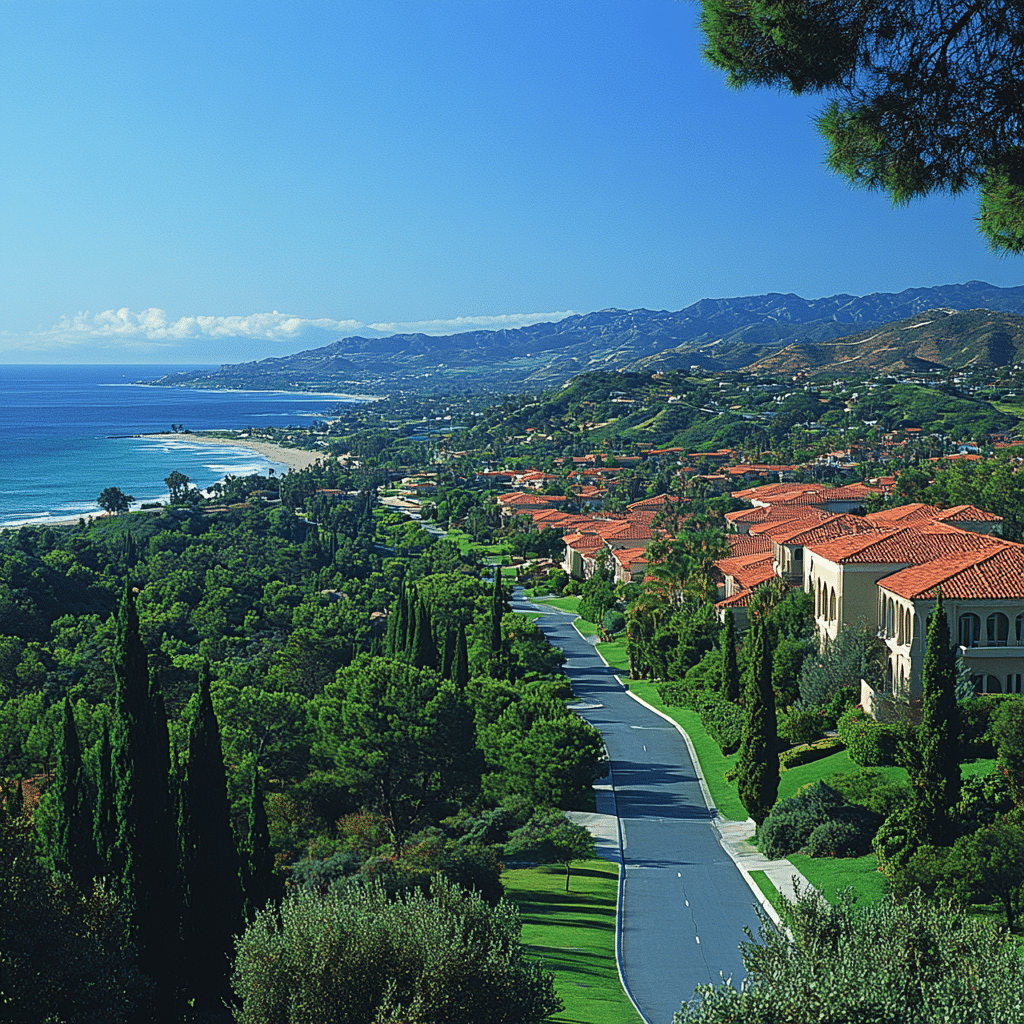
top-left (1, 306), bottom-right (577, 355)
top-left (367, 311), bottom-right (576, 335)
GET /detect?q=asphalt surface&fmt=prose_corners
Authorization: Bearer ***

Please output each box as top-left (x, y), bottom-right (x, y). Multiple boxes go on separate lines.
top-left (514, 594), bottom-right (763, 1024)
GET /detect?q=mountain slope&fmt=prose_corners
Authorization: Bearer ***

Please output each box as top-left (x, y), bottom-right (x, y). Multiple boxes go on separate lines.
top-left (147, 281), bottom-right (1024, 391)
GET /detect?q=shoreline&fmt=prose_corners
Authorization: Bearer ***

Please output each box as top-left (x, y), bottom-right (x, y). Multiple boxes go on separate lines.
top-left (137, 432), bottom-right (324, 472)
top-left (1, 434), bottom-right (326, 531)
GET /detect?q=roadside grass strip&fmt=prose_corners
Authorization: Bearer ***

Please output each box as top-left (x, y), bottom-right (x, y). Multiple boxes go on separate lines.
top-left (503, 861), bottom-right (644, 1024)
top-left (595, 639), bottom-right (630, 672)
top-left (748, 870), bottom-right (786, 918)
top-left (534, 595), bottom-right (583, 615)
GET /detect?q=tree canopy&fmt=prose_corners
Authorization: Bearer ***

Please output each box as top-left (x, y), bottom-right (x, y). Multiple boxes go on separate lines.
top-left (699, 0), bottom-right (1024, 253)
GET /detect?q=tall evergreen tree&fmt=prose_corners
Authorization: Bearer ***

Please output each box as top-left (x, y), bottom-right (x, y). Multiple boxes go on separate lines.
top-left (93, 713), bottom-right (116, 872)
top-left (412, 598), bottom-right (439, 671)
top-left (440, 626), bottom-right (456, 681)
top-left (722, 609), bottom-right (740, 703)
top-left (490, 572), bottom-right (504, 657)
top-left (111, 585), bottom-right (182, 1005)
top-left (916, 589), bottom-right (962, 845)
top-left (179, 664), bottom-right (244, 1011)
top-left (736, 618), bottom-right (779, 827)
top-left (41, 697), bottom-right (95, 891)
top-left (242, 763), bottom-right (276, 922)
top-left (453, 623), bottom-right (469, 691)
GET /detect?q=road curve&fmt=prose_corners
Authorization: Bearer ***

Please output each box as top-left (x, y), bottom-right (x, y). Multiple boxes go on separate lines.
top-left (515, 594), bottom-right (761, 1024)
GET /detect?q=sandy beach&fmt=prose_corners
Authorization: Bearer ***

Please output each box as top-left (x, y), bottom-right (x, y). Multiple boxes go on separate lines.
top-left (138, 432), bottom-right (324, 472)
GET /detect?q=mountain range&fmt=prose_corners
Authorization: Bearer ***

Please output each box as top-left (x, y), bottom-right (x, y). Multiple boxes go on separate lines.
top-left (147, 281), bottom-right (1024, 393)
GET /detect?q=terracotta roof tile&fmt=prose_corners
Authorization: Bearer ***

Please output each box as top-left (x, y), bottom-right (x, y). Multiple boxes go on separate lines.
top-left (935, 504), bottom-right (1005, 524)
top-left (727, 534), bottom-right (773, 556)
top-left (879, 545), bottom-right (1024, 600)
top-left (808, 524), bottom-right (1006, 566)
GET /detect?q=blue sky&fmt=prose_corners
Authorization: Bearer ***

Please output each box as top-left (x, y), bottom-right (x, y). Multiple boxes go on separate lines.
top-left (2, 0), bottom-right (1021, 364)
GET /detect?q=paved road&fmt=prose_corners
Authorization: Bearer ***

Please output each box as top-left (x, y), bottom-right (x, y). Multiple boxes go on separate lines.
top-left (514, 594), bottom-right (762, 1024)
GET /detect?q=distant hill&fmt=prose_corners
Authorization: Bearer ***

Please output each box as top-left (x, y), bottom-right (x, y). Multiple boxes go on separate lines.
top-left (146, 281), bottom-right (1024, 392)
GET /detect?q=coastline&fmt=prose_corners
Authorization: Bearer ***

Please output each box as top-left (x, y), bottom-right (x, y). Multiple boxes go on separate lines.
top-left (137, 432), bottom-right (324, 472)
top-left (1, 434), bottom-right (325, 532)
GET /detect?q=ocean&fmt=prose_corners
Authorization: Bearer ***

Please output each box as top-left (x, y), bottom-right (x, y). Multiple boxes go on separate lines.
top-left (0, 365), bottom-right (367, 528)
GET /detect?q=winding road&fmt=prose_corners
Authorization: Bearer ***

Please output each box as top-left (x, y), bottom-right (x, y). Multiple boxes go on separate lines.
top-left (513, 593), bottom-right (763, 1024)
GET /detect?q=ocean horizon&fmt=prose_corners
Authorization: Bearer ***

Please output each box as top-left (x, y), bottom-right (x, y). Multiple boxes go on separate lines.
top-left (0, 364), bottom-right (367, 528)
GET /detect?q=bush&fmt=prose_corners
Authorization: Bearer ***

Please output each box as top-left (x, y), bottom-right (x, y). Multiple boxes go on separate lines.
top-left (758, 782), bottom-right (881, 860)
top-left (778, 739), bottom-right (844, 771)
top-left (837, 709), bottom-right (900, 767)
top-left (822, 768), bottom-right (911, 819)
top-left (960, 694), bottom-right (1023, 758)
top-left (805, 819), bottom-right (870, 858)
top-left (888, 844), bottom-right (951, 899)
top-left (873, 806), bottom-right (926, 876)
top-left (232, 877), bottom-right (561, 1024)
top-left (694, 693), bottom-right (745, 755)
top-left (955, 770), bottom-right (1015, 834)
top-left (780, 708), bottom-right (825, 747)
top-left (603, 609), bottom-right (626, 635)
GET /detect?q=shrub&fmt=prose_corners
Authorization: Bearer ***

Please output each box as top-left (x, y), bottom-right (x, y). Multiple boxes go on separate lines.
top-left (960, 694), bottom-right (1022, 758)
top-left (955, 770), bottom-right (1015, 834)
top-left (822, 768), bottom-right (911, 819)
top-left (805, 819), bottom-right (869, 858)
top-left (888, 844), bottom-right (951, 899)
top-left (232, 877), bottom-right (561, 1024)
top-left (695, 693), bottom-right (745, 755)
top-left (873, 806), bottom-right (926, 876)
top-left (837, 709), bottom-right (901, 767)
top-left (602, 609), bottom-right (626, 635)
top-left (758, 782), bottom-right (881, 859)
top-left (780, 708), bottom-right (825, 747)
top-left (778, 739), bottom-right (844, 771)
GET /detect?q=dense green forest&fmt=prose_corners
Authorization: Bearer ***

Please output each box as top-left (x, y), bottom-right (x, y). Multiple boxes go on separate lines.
top-left (0, 463), bottom-right (603, 1022)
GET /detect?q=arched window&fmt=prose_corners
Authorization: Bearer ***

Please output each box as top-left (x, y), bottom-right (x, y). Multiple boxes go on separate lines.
top-left (987, 612), bottom-right (1010, 647)
top-left (887, 599), bottom-right (895, 638)
top-left (980, 675), bottom-right (1003, 694)
top-left (1009, 674), bottom-right (1024, 695)
top-left (958, 613), bottom-right (982, 648)
top-left (897, 604), bottom-right (904, 646)
top-left (905, 610), bottom-right (913, 648)
top-left (829, 589), bottom-right (837, 622)
top-left (899, 664), bottom-right (906, 692)
top-left (885, 658), bottom-right (893, 691)
top-left (1016, 613), bottom-right (1024, 646)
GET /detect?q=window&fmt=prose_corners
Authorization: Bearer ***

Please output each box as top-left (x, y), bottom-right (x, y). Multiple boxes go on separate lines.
top-left (958, 613), bottom-right (982, 648)
top-left (979, 675), bottom-right (1003, 694)
top-left (1009, 674), bottom-right (1024, 695)
top-left (1017, 613), bottom-right (1024, 646)
top-left (829, 589), bottom-right (837, 622)
top-left (987, 612), bottom-right (1009, 647)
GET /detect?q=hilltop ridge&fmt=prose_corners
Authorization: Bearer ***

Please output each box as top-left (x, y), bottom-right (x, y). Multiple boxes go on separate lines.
top-left (147, 281), bottom-right (1024, 393)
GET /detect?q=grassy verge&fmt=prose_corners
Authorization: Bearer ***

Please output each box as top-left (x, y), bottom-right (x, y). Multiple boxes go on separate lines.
top-left (748, 870), bottom-right (785, 917)
top-left (534, 595), bottom-right (582, 614)
top-left (596, 638), bottom-right (630, 673)
top-left (503, 861), bottom-right (642, 1024)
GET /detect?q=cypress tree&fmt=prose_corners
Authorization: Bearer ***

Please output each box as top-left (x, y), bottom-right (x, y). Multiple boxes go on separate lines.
top-left (403, 586), bottom-right (417, 658)
top-left (179, 664), bottom-right (244, 1010)
top-left (490, 572), bottom-right (504, 657)
top-left (412, 598), bottom-right (439, 671)
top-left (453, 623), bottom-right (469, 691)
top-left (722, 609), bottom-right (740, 703)
top-left (916, 589), bottom-right (961, 845)
top-left (242, 764), bottom-right (276, 922)
top-left (93, 713), bottom-right (116, 872)
top-left (42, 697), bottom-right (95, 891)
top-left (440, 626), bottom-right (456, 681)
top-left (385, 586), bottom-right (403, 658)
top-left (111, 584), bottom-right (181, 1004)
top-left (8, 779), bottom-right (24, 817)
top-left (736, 618), bottom-right (779, 827)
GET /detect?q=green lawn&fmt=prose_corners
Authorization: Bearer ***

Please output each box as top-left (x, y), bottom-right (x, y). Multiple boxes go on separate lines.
top-left (788, 852), bottom-right (887, 906)
top-left (748, 870), bottom-right (785, 917)
top-left (596, 638), bottom-right (630, 673)
top-left (534, 595), bottom-right (582, 614)
top-left (503, 861), bottom-right (642, 1024)
top-left (777, 751), bottom-right (908, 802)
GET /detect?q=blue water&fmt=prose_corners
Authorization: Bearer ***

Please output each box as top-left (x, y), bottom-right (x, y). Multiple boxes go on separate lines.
top-left (0, 365), bottom-right (367, 528)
